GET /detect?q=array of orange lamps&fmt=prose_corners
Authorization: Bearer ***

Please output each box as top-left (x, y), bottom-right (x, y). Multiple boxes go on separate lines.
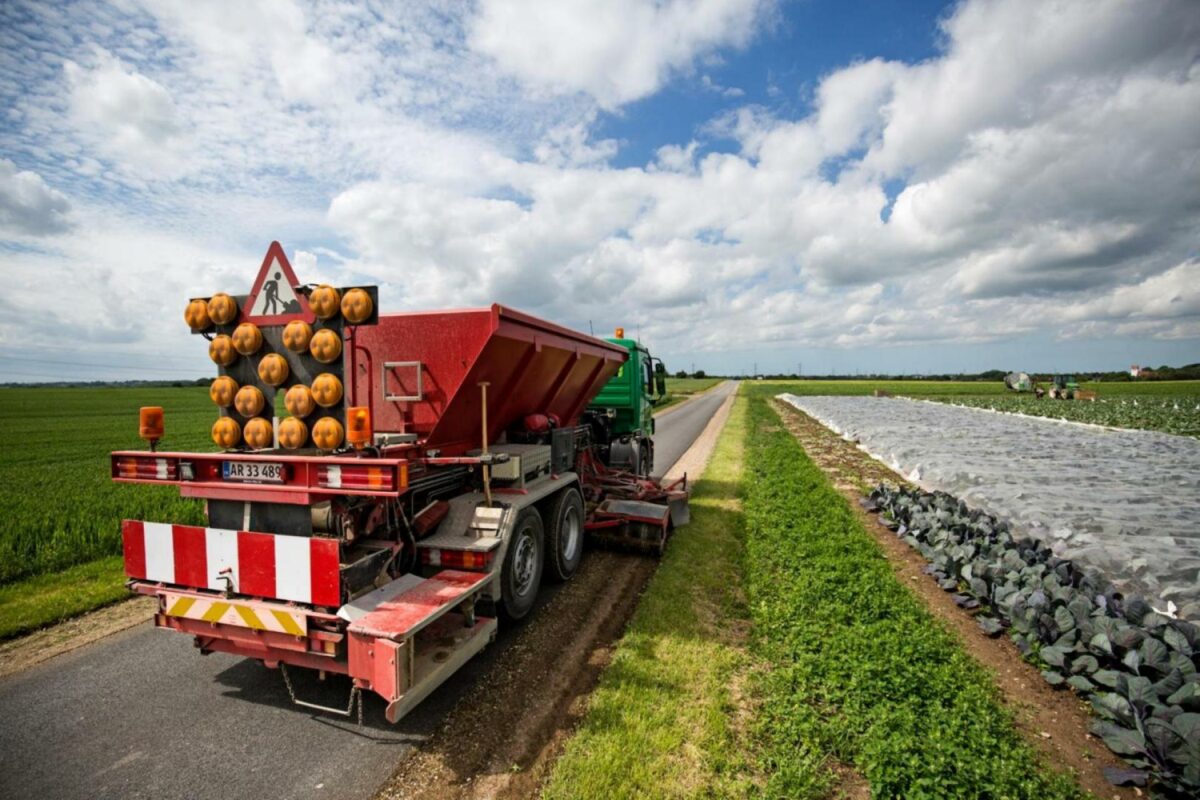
top-left (187, 284), bottom-right (372, 452)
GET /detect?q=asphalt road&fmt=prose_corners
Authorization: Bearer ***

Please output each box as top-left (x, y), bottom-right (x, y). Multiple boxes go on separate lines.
top-left (0, 381), bottom-right (736, 800)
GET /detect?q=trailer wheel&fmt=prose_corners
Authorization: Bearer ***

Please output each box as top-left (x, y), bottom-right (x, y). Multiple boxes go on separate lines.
top-left (500, 508), bottom-right (544, 621)
top-left (545, 487), bottom-right (584, 582)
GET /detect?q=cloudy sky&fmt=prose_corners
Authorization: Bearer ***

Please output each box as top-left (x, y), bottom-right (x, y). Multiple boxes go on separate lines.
top-left (1, 0), bottom-right (1198, 381)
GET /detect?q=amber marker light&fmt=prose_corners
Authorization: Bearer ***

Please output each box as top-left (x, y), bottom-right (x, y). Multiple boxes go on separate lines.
top-left (212, 417), bottom-right (241, 449)
top-left (341, 288), bottom-right (373, 324)
top-left (139, 406), bottom-right (164, 450)
top-left (209, 334), bottom-right (237, 366)
top-left (311, 373), bottom-right (344, 407)
top-left (312, 416), bottom-right (344, 450)
top-left (346, 406), bottom-right (372, 448)
top-left (258, 353), bottom-right (289, 386)
top-left (282, 320), bottom-right (312, 352)
top-left (184, 299), bottom-right (211, 331)
top-left (209, 376), bottom-right (238, 407)
top-left (234, 385), bottom-right (265, 417)
top-left (285, 384), bottom-right (316, 418)
top-left (232, 322), bottom-right (263, 356)
top-left (207, 293), bottom-right (238, 325)
top-left (278, 417), bottom-right (308, 449)
top-left (309, 285), bottom-right (341, 320)
top-left (243, 417), bottom-right (273, 450)
top-left (308, 328), bottom-right (342, 364)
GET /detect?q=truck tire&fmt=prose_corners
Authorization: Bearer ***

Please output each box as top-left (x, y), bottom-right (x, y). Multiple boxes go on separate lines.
top-left (544, 487), bottom-right (584, 582)
top-left (500, 508), bottom-right (544, 621)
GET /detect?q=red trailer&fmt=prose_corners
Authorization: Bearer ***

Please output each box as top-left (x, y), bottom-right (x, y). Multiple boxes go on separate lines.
top-left (112, 243), bottom-right (687, 722)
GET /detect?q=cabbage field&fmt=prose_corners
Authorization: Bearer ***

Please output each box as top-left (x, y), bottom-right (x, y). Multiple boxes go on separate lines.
top-left (934, 394), bottom-right (1200, 438)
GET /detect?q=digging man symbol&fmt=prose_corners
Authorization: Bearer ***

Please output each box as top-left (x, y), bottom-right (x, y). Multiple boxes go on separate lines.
top-left (263, 272), bottom-right (282, 315)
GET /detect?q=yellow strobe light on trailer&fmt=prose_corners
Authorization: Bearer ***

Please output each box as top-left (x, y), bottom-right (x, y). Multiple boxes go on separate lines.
top-left (282, 320), bottom-right (312, 352)
top-left (212, 417), bottom-right (240, 449)
top-left (312, 416), bottom-right (344, 450)
top-left (243, 417), bottom-right (273, 450)
top-left (234, 385), bottom-right (265, 417)
top-left (232, 323), bottom-right (263, 356)
top-left (285, 384), bottom-right (316, 418)
top-left (340, 288), bottom-right (373, 324)
top-left (258, 353), bottom-right (289, 386)
top-left (209, 334), bottom-right (237, 366)
top-left (207, 293), bottom-right (238, 325)
top-left (309, 285), bottom-right (341, 320)
top-left (311, 373), bottom-right (343, 408)
top-left (209, 376), bottom-right (238, 407)
top-left (278, 417), bottom-right (307, 449)
top-left (184, 300), bottom-right (211, 331)
top-left (309, 328), bottom-right (342, 364)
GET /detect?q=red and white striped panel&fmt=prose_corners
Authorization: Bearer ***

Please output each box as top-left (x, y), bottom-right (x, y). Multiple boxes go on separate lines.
top-left (122, 521), bottom-right (340, 608)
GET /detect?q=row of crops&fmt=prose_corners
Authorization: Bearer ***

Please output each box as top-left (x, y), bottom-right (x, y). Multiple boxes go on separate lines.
top-left (932, 395), bottom-right (1200, 438)
top-left (743, 399), bottom-right (1083, 797)
top-left (870, 485), bottom-right (1199, 798)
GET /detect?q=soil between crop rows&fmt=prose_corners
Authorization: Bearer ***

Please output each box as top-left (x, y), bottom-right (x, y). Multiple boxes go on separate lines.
top-left (769, 398), bottom-right (1140, 800)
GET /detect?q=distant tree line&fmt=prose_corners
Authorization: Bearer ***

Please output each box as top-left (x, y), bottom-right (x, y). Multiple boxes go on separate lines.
top-left (669, 363), bottom-right (1200, 382)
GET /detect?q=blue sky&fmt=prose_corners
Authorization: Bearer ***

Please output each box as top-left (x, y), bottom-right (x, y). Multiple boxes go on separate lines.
top-left (0, 0), bottom-right (1198, 382)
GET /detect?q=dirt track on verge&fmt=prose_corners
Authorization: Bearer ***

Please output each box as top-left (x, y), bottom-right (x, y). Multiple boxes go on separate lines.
top-left (770, 398), bottom-right (1138, 800)
top-left (377, 387), bottom-right (739, 800)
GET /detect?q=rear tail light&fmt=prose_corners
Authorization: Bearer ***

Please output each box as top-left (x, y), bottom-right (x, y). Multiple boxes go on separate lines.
top-left (419, 548), bottom-right (494, 570)
top-left (114, 456), bottom-right (179, 481)
top-left (317, 464), bottom-right (396, 490)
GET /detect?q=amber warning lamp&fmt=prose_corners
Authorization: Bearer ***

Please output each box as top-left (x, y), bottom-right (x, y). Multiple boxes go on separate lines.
top-left (346, 406), bottom-right (372, 449)
top-left (615, 327), bottom-right (625, 338)
top-left (139, 406), bottom-right (164, 451)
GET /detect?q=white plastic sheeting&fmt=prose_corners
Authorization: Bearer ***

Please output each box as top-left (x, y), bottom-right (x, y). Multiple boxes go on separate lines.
top-left (779, 394), bottom-right (1200, 619)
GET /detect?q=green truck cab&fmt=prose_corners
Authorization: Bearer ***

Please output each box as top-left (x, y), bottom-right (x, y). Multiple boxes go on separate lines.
top-left (584, 332), bottom-right (667, 476)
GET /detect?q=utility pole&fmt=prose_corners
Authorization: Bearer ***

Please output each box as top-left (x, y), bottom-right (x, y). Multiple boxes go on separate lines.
top-left (753, 361), bottom-right (757, 379)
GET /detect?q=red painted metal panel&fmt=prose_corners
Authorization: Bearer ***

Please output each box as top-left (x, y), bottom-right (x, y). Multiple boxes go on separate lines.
top-left (309, 537), bottom-right (341, 607)
top-left (353, 305), bottom-right (626, 455)
top-left (172, 525), bottom-right (208, 588)
top-left (237, 531), bottom-right (276, 598)
top-left (122, 520), bottom-right (146, 579)
top-left (348, 569), bottom-right (489, 640)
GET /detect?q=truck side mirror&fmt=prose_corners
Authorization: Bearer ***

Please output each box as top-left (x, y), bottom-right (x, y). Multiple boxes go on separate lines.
top-left (655, 374), bottom-right (666, 396)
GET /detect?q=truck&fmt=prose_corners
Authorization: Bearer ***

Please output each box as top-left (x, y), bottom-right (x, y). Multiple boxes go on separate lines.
top-left (111, 242), bottom-right (687, 723)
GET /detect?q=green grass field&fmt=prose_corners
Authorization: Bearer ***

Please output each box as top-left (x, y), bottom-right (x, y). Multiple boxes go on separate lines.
top-left (0, 387), bottom-right (212, 636)
top-left (656, 376), bottom-right (724, 412)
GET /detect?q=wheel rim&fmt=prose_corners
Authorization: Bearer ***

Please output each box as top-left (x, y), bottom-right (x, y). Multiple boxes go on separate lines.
top-left (511, 529), bottom-right (537, 597)
top-left (562, 504), bottom-right (581, 562)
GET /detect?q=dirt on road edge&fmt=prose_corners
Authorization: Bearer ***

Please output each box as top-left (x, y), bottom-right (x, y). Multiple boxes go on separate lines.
top-left (0, 597), bottom-right (154, 681)
top-left (377, 388), bottom-right (738, 800)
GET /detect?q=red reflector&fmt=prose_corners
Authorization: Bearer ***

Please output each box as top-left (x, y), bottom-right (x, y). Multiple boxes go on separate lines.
top-left (419, 549), bottom-right (494, 570)
top-left (317, 464), bottom-right (395, 491)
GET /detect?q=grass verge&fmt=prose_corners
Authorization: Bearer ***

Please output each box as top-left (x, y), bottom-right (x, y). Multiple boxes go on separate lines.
top-left (0, 556), bottom-right (127, 640)
top-left (743, 396), bottom-right (1085, 798)
top-left (544, 395), bottom-right (757, 798)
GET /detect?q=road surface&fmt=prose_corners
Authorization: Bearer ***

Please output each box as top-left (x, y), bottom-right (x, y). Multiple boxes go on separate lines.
top-left (0, 381), bottom-right (737, 800)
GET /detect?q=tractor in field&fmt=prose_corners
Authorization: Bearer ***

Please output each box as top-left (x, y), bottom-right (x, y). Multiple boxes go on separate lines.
top-left (110, 242), bottom-right (688, 723)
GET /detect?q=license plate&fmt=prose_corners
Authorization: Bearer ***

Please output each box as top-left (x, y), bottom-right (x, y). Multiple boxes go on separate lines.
top-left (222, 461), bottom-right (285, 483)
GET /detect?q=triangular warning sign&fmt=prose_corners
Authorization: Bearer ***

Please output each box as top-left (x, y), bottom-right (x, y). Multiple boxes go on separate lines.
top-left (242, 241), bottom-right (315, 325)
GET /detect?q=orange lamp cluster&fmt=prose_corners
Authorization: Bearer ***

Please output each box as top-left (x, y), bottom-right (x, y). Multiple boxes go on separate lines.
top-left (187, 284), bottom-right (370, 453)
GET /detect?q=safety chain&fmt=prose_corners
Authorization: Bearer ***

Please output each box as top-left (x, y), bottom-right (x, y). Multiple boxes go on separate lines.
top-left (279, 663), bottom-right (363, 725)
